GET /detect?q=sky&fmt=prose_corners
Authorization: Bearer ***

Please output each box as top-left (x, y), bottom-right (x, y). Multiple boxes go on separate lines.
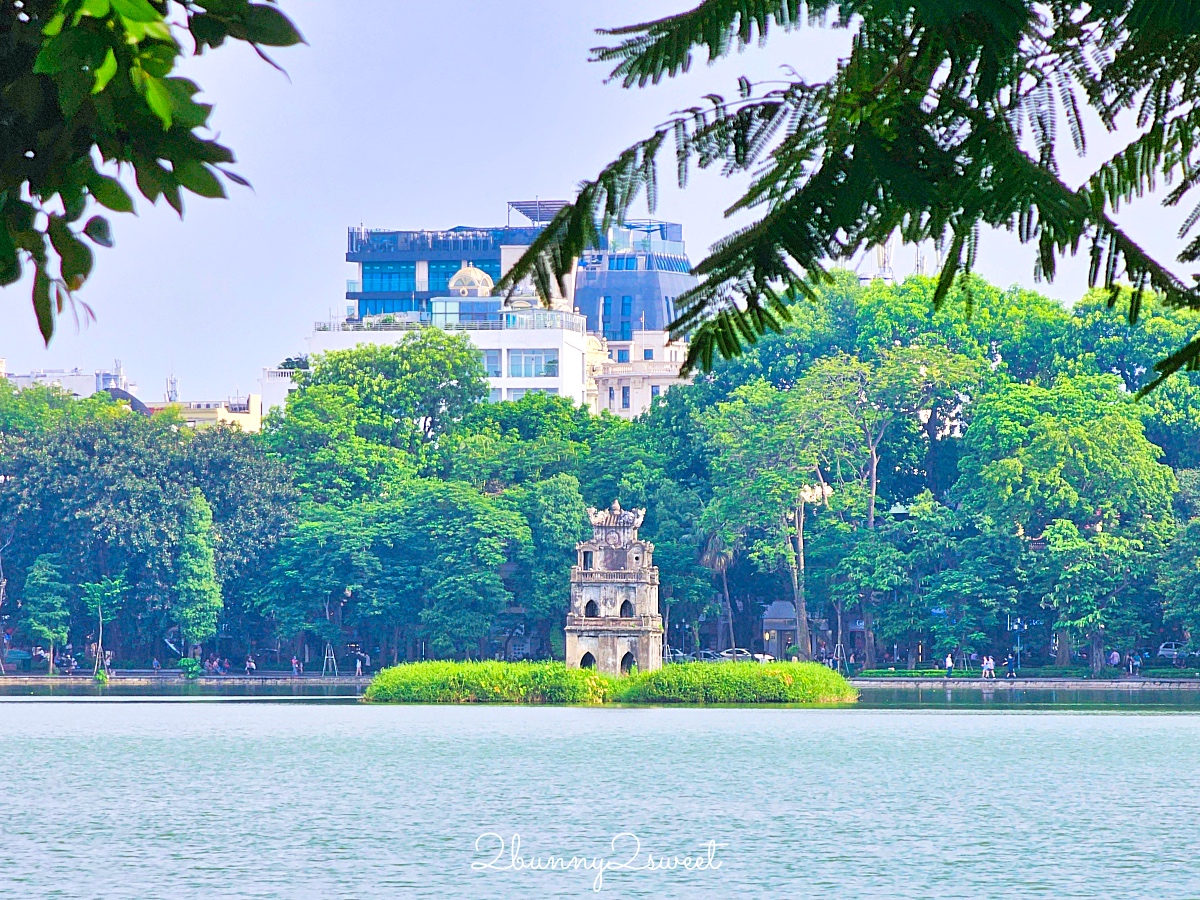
top-left (0, 2), bottom-right (1189, 400)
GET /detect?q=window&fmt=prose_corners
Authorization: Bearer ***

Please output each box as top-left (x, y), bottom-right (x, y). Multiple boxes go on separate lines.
top-left (608, 386), bottom-right (615, 404)
top-left (616, 349), bottom-right (630, 363)
top-left (643, 349), bottom-right (654, 360)
top-left (582, 551), bottom-right (593, 570)
top-left (622, 386), bottom-right (631, 409)
top-left (651, 385), bottom-right (660, 399)
top-left (607, 255), bottom-right (638, 270)
top-left (488, 388), bottom-right (502, 403)
top-left (584, 601), bottom-right (598, 617)
top-left (480, 349), bottom-right (502, 377)
top-left (620, 323), bottom-right (632, 341)
top-left (621, 296), bottom-right (632, 316)
top-left (620, 599), bottom-right (634, 618)
top-left (508, 349), bottom-right (559, 378)
top-left (508, 388), bottom-right (559, 401)
top-left (475, 260), bottom-right (502, 283)
top-left (580, 651), bottom-right (596, 668)
top-left (362, 262), bottom-right (416, 292)
top-left (428, 260), bottom-right (461, 292)
top-left (602, 296), bottom-right (612, 319)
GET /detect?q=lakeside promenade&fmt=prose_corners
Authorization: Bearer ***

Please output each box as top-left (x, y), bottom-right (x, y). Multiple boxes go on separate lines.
top-left (849, 676), bottom-right (1200, 691)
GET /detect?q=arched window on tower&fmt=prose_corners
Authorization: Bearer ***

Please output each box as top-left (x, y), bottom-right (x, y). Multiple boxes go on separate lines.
top-left (620, 652), bottom-right (636, 675)
top-left (580, 652), bottom-right (596, 669)
top-left (585, 600), bottom-right (599, 617)
top-left (620, 599), bottom-right (634, 618)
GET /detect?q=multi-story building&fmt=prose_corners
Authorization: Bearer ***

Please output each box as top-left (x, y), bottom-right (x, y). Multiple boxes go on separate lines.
top-left (593, 330), bottom-right (690, 418)
top-left (312, 266), bottom-right (591, 405)
top-left (2, 359), bottom-right (137, 399)
top-left (265, 204), bottom-right (701, 417)
top-left (344, 200), bottom-right (574, 321)
top-left (144, 395), bottom-right (264, 432)
top-left (573, 220), bottom-right (697, 339)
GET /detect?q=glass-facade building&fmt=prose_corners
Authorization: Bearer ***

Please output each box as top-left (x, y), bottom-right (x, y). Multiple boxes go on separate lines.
top-left (346, 225), bottom-right (540, 319)
top-left (346, 216), bottom-right (698, 332)
top-left (572, 221), bottom-right (698, 338)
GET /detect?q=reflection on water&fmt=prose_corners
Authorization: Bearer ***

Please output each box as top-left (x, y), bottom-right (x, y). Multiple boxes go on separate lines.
top-left (1, 704), bottom-right (1199, 898)
top-left (856, 685), bottom-right (1200, 710)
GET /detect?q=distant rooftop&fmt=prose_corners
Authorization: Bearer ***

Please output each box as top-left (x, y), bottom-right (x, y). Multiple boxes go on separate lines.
top-left (507, 199), bottom-right (569, 225)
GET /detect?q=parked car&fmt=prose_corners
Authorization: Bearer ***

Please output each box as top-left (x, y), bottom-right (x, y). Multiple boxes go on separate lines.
top-left (1158, 641), bottom-right (1188, 661)
top-left (694, 650), bottom-right (722, 663)
top-left (664, 648), bottom-right (690, 664)
top-left (720, 652), bottom-right (777, 667)
top-left (720, 648), bottom-right (758, 663)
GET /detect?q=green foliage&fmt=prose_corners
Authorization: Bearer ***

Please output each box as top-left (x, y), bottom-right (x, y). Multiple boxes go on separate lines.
top-left (2, 0), bottom-right (302, 341)
top-left (174, 488), bottom-right (222, 645)
top-left (501, 0), bottom-right (1200, 388)
top-left (21, 553), bottom-right (70, 651)
top-left (364, 660), bottom-right (856, 704)
top-left (615, 662), bottom-right (857, 704)
top-left (176, 657), bottom-right (201, 679)
top-left (364, 661), bottom-right (615, 704)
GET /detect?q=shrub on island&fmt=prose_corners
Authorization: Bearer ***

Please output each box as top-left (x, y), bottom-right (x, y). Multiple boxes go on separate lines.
top-left (363, 660), bottom-right (615, 704)
top-left (616, 661), bottom-right (857, 704)
top-left (364, 660), bottom-right (856, 705)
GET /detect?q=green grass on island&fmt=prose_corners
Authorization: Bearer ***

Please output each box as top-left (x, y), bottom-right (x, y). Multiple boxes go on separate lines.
top-left (363, 660), bottom-right (858, 705)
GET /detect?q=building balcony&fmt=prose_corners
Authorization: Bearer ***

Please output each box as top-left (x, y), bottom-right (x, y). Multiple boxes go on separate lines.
top-left (596, 361), bottom-right (684, 377)
top-left (571, 568), bottom-right (659, 584)
top-left (565, 614), bottom-right (663, 630)
top-left (316, 310), bottom-right (585, 335)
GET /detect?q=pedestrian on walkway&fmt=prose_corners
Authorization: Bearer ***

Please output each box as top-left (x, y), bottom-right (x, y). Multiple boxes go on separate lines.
top-left (945, 652), bottom-right (954, 678)
top-left (291, 655), bottom-right (299, 676)
top-left (1005, 652), bottom-right (1016, 678)
top-left (152, 657), bottom-right (161, 677)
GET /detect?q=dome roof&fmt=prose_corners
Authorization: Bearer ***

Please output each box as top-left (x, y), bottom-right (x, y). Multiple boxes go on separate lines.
top-left (448, 265), bottom-right (495, 297)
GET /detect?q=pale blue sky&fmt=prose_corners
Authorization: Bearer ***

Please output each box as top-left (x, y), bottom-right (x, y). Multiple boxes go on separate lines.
top-left (0, 2), bottom-right (1184, 399)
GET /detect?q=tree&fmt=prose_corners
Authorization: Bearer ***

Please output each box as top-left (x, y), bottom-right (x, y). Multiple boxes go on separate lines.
top-left (1160, 520), bottom-right (1200, 648)
top-left (80, 575), bottom-right (125, 675)
top-left (3, 0), bottom-right (302, 341)
top-left (501, 1), bottom-right (1200, 389)
top-left (174, 489), bottom-right (222, 647)
top-left (1039, 519), bottom-right (1147, 674)
top-left (21, 553), bottom-right (70, 673)
top-left (702, 379), bottom-right (839, 660)
top-left (294, 334), bottom-right (487, 470)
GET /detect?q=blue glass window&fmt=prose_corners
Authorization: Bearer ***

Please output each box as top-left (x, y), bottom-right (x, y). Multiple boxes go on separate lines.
top-left (608, 255), bottom-right (638, 270)
top-left (644, 349), bottom-right (654, 360)
top-left (602, 297), bottom-right (612, 318)
top-left (621, 386), bottom-right (631, 409)
top-left (617, 349), bottom-right (630, 363)
top-left (429, 261), bottom-right (461, 292)
top-left (651, 385), bottom-right (661, 398)
top-left (621, 323), bottom-right (632, 341)
top-left (472, 260), bottom-right (502, 284)
top-left (362, 262), bottom-right (416, 292)
top-left (621, 296), bottom-right (632, 316)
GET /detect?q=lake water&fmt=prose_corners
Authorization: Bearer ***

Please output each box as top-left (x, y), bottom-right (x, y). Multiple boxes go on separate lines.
top-left (3, 702), bottom-right (1199, 898)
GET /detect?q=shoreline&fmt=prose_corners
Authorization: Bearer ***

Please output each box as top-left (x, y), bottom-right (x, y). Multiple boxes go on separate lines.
top-left (851, 677), bottom-right (1200, 690)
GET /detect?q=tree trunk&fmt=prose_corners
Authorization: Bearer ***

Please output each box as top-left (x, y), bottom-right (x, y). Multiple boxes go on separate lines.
top-left (94, 608), bottom-right (104, 677)
top-left (789, 506), bottom-right (812, 661)
top-left (1055, 629), bottom-right (1071, 667)
top-left (721, 570), bottom-right (736, 650)
top-left (867, 447), bottom-right (879, 530)
top-left (48, 640), bottom-right (54, 677)
top-left (863, 606), bottom-right (877, 669)
top-left (1091, 631), bottom-right (1104, 675)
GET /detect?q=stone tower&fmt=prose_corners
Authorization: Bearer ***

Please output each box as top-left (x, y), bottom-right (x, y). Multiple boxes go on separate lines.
top-left (565, 500), bottom-right (663, 675)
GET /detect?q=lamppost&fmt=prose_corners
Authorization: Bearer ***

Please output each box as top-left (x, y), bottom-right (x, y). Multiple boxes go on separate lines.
top-left (795, 482), bottom-right (833, 662)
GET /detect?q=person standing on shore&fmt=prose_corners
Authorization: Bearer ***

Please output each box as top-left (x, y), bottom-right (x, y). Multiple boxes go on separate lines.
top-left (945, 652), bottom-right (954, 678)
top-left (1005, 653), bottom-right (1016, 678)
top-left (291, 655), bottom-right (299, 676)
top-left (152, 657), bottom-right (161, 677)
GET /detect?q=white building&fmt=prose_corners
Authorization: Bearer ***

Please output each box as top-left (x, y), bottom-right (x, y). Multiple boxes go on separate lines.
top-left (307, 309), bottom-right (590, 405)
top-left (2, 359), bottom-right (137, 398)
top-left (593, 330), bottom-right (690, 418)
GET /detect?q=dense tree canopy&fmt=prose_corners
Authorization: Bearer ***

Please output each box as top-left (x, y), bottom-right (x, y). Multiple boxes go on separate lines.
top-left (3, 270), bottom-right (1200, 673)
